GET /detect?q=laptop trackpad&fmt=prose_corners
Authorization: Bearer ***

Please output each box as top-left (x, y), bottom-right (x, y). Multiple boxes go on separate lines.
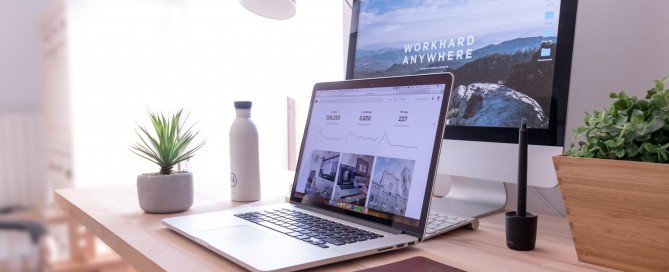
top-left (197, 225), bottom-right (276, 246)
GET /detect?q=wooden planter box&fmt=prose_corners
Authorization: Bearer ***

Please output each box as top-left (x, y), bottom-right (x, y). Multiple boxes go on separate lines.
top-left (552, 155), bottom-right (669, 272)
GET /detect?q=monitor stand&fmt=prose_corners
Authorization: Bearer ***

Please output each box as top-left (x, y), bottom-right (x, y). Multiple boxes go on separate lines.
top-left (429, 174), bottom-right (507, 219)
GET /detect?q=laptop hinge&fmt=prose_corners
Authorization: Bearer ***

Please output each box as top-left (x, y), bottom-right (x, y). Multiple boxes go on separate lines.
top-left (294, 203), bottom-right (404, 235)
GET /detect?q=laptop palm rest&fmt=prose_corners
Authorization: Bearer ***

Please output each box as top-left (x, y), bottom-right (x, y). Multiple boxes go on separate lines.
top-left (198, 225), bottom-right (277, 246)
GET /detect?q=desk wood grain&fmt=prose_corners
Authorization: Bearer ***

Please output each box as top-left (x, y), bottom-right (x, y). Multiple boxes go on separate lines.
top-left (54, 184), bottom-right (614, 272)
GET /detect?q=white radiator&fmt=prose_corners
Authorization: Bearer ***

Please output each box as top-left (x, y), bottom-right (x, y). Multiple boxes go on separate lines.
top-left (0, 112), bottom-right (46, 209)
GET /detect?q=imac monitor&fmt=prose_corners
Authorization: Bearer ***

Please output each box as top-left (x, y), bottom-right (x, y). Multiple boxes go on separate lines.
top-left (346, 0), bottom-right (578, 216)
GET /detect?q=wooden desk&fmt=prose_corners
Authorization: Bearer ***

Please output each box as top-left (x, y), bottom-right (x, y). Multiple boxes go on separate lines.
top-left (54, 183), bottom-right (613, 272)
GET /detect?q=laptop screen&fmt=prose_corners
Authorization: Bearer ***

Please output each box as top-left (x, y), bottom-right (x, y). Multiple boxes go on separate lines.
top-left (290, 73), bottom-right (452, 235)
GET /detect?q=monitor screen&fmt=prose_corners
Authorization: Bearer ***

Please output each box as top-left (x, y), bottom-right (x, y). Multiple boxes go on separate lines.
top-left (346, 0), bottom-right (577, 146)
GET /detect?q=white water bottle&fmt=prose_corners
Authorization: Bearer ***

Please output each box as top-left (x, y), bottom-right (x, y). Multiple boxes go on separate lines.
top-left (229, 101), bottom-right (261, 201)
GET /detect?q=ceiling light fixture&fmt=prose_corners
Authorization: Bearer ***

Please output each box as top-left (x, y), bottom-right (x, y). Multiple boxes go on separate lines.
top-left (238, 0), bottom-right (297, 20)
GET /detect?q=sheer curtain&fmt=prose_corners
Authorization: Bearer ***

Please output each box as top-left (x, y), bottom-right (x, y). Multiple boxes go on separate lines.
top-left (61, 0), bottom-right (343, 187)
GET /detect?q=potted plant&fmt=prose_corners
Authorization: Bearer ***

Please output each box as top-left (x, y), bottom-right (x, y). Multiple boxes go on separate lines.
top-left (131, 109), bottom-right (206, 214)
top-left (553, 78), bottom-right (669, 272)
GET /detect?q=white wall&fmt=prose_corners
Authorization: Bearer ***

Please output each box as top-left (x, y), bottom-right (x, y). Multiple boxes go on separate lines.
top-left (0, 0), bottom-right (53, 112)
top-left (0, 0), bottom-right (53, 208)
top-left (565, 0), bottom-right (669, 145)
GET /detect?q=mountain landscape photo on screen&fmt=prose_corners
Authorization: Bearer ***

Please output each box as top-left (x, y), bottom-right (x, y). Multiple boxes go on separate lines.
top-left (353, 0), bottom-right (561, 129)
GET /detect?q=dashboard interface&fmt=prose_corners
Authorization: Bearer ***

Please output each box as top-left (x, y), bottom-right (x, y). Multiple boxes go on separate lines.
top-left (292, 81), bottom-right (448, 229)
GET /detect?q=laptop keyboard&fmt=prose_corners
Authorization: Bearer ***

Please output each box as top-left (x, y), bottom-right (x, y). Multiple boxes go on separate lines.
top-left (235, 208), bottom-right (384, 248)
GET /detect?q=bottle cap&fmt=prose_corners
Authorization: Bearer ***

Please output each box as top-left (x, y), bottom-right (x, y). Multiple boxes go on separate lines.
top-left (234, 101), bottom-right (252, 109)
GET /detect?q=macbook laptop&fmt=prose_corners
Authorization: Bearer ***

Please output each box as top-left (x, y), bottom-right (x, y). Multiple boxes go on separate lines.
top-left (163, 73), bottom-right (468, 272)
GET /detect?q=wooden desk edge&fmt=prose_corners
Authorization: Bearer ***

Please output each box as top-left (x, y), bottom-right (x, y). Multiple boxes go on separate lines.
top-left (54, 189), bottom-right (166, 272)
top-left (54, 186), bottom-right (614, 272)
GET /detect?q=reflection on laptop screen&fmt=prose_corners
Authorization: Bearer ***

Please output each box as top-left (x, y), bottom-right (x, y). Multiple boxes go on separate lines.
top-left (292, 82), bottom-right (446, 228)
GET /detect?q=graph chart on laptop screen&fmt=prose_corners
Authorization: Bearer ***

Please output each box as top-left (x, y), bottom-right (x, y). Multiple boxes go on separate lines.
top-left (292, 83), bottom-right (446, 227)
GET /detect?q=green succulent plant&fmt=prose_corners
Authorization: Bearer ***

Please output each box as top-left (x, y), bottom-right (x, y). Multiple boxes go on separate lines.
top-left (131, 109), bottom-right (206, 175)
top-left (568, 77), bottom-right (669, 162)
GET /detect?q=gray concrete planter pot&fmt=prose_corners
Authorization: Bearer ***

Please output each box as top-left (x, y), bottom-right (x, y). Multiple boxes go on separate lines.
top-left (137, 172), bottom-right (193, 213)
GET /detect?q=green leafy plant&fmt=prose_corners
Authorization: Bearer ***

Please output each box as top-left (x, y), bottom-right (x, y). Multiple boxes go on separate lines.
top-left (568, 77), bottom-right (669, 162)
top-left (131, 109), bottom-right (206, 175)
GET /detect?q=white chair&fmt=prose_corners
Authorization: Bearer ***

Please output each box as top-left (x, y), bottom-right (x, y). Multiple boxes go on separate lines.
top-left (0, 210), bottom-right (48, 272)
